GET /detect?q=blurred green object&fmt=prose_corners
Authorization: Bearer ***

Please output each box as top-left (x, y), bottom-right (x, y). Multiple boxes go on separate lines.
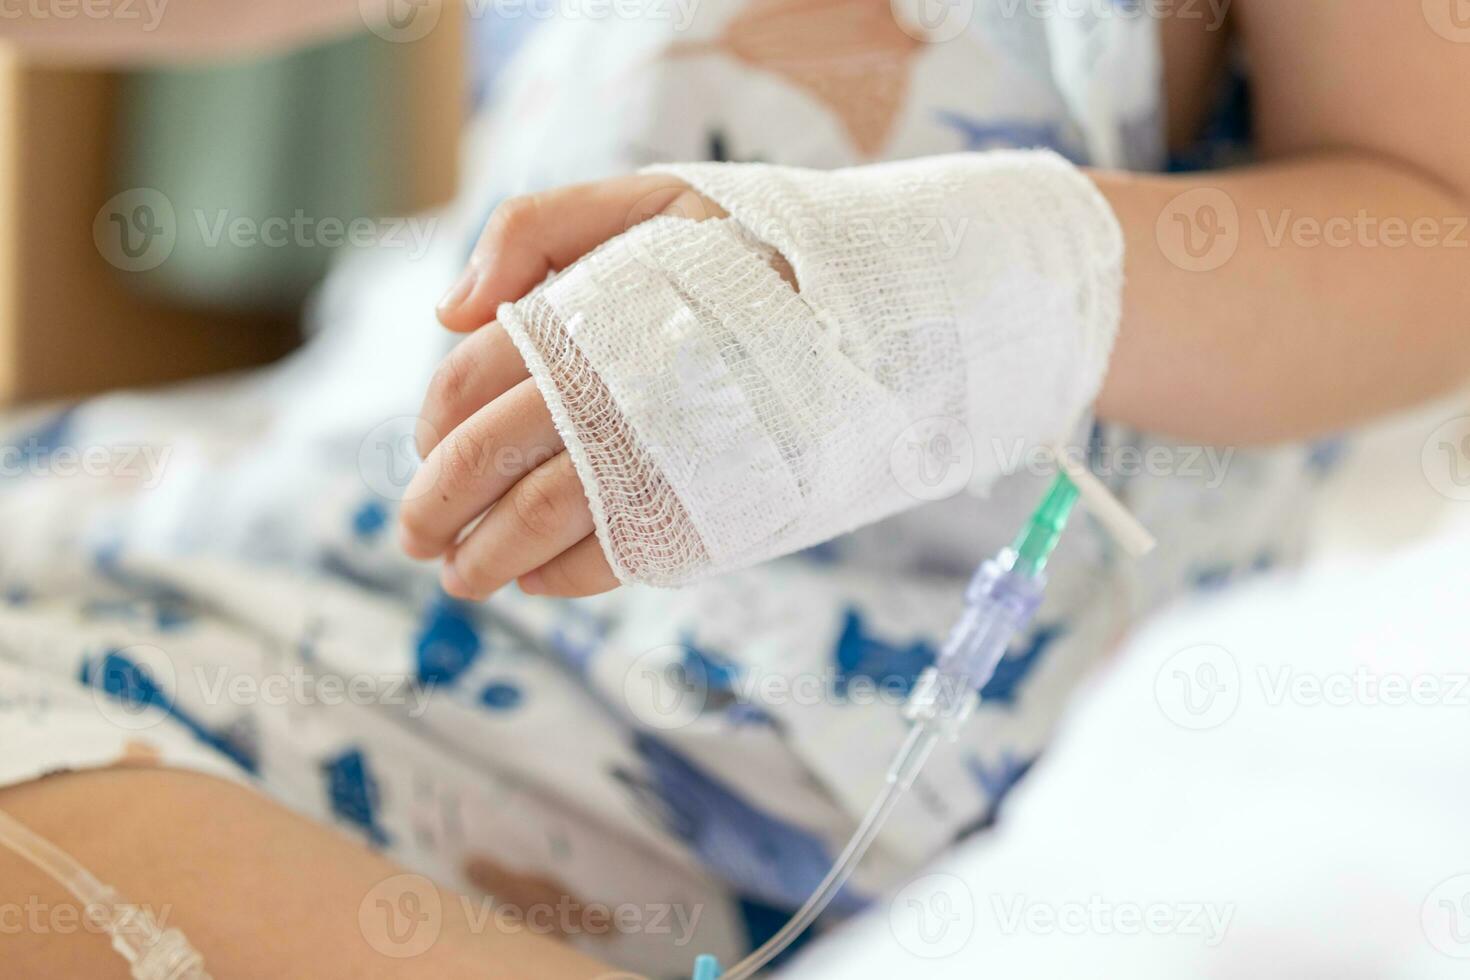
top-left (115, 31), bottom-right (422, 311)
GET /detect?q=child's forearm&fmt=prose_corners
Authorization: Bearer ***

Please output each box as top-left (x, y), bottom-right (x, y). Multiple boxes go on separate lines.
top-left (1093, 154), bottom-right (1470, 446)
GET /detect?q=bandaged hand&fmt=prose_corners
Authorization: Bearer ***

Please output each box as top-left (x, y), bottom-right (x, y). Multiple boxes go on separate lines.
top-left (405, 153), bottom-right (1123, 596)
top-left (403, 177), bottom-right (728, 598)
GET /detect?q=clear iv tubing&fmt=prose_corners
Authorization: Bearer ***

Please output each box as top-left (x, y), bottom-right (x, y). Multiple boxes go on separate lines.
top-left (720, 474), bottom-right (1080, 980)
top-left (0, 807), bottom-right (211, 979)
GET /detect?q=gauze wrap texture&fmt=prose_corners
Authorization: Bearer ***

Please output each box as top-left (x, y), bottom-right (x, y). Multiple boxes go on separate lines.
top-left (497, 151), bottom-right (1124, 587)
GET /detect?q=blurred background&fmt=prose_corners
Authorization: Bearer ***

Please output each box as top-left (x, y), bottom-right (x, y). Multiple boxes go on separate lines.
top-left (0, 3), bottom-right (528, 402)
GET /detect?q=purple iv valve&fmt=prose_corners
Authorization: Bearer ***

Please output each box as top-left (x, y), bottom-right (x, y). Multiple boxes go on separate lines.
top-left (905, 549), bottom-right (1047, 740)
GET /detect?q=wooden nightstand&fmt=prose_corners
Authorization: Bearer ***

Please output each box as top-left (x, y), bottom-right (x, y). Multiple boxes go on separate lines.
top-left (0, 11), bottom-right (462, 405)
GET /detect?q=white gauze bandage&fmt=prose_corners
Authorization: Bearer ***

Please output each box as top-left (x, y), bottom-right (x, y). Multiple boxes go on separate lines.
top-left (498, 151), bottom-right (1123, 586)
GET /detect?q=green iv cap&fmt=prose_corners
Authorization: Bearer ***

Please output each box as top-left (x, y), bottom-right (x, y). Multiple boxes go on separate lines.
top-left (1013, 473), bottom-right (1079, 576)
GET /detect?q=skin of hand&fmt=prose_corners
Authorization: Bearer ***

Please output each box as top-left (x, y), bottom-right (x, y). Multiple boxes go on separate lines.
top-left (409, 0), bottom-right (1470, 601)
top-left (401, 178), bottom-right (723, 600)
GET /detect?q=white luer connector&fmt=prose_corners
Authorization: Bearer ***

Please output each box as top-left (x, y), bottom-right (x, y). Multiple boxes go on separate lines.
top-left (1047, 441), bottom-right (1158, 558)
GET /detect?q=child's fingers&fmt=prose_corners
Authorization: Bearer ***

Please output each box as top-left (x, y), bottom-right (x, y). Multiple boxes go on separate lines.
top-left (439, 452), bottom-right (595, 600)
top-left (435, 174), bottom-right (694, 333)
top-left (399, 378), bottom-right (563, 560)
top-left (417, 323), bottom-right (529, 459)
top-left (517, 536), bottom-right (619, 598)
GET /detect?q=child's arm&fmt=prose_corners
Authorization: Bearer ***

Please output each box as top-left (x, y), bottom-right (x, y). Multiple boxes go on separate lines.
top-left (1098, 0), bottom-right (1470, 443)
top-left (0, 768), bottom-right (611, 979)
top-left (409, 0), bottom-right (1470, 599)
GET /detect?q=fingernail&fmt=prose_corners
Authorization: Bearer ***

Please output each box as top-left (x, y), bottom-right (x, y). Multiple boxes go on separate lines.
top-left (518, 570), bottom-right (544, 595)
top-left (436, 267), bottom-right (478, 319)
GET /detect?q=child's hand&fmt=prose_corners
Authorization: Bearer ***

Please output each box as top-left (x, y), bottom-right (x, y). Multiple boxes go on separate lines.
top-left (400, 175), bottom-right (723, 600)
top-left (407, 153), bottom-right (1119, 592)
